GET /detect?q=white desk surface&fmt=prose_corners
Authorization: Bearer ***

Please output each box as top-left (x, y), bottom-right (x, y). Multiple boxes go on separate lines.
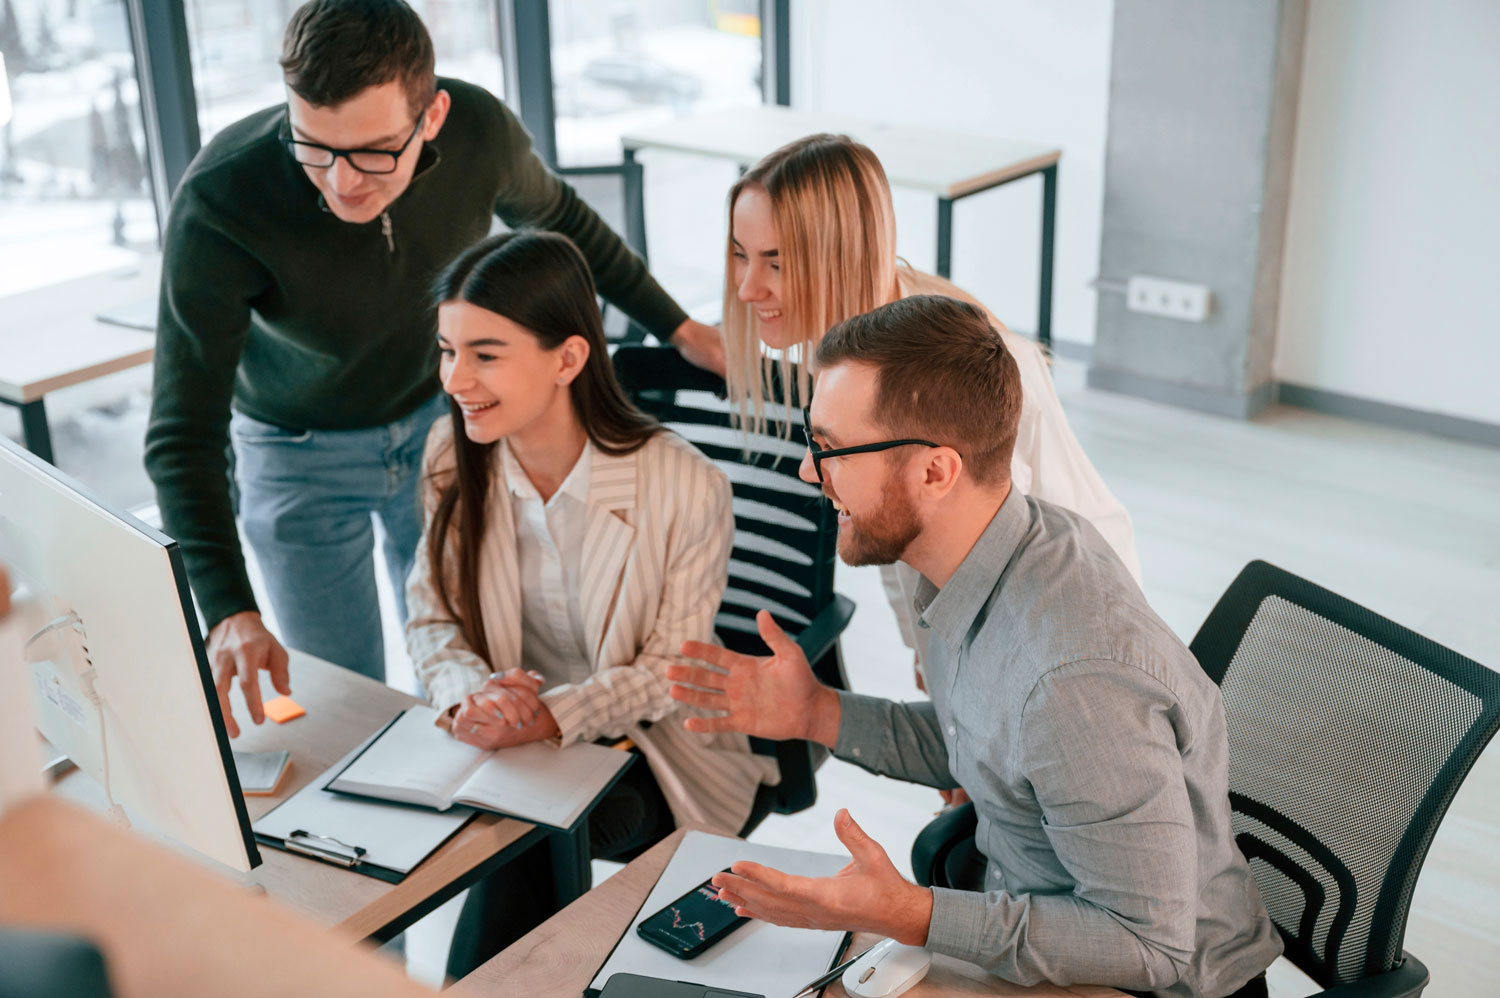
top-left (0, 261), bottom-right (159, 404)
top-left (621, 106), bottom-right (1060, 199)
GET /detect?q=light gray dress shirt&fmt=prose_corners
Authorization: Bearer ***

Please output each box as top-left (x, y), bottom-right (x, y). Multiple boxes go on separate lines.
top-left (835, 487), bottom-right (1282, 997)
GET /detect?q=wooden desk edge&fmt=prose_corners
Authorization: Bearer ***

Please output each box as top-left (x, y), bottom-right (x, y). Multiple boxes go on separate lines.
top-left (619, 134), bottom-right (1061, 199)
top-left (7, 346), bottom-right (156, 404)
top-left (452, 827), bottom-right (686, 994)
top-left (455, 826), bottom-right (1127, 998)
top-left (332, 813), bottom-right (541, 940)
top-left (944, 150), bottom-right (1062, 199)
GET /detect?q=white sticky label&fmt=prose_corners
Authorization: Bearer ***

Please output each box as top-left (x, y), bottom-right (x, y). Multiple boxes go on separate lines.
top-left (33, 666), bottom-right (89, 728)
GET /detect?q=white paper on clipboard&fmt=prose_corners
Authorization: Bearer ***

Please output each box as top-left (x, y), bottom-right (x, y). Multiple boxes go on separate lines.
top-left (589, 831), bottom-right (850, 997)
top-left (253, 729), bottom-right (473, 875)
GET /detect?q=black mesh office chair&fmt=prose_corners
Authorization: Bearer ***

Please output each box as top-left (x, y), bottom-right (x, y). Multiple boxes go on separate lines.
top-left (911, 560), bottom-right (1500, 997)
top-left (612, 346), bottom-right (853, 833)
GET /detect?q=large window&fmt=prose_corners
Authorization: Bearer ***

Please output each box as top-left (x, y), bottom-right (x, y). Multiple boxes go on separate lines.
top-left (543, 0), bottom-right (764, 321)
top-left (185, 0), bottom-right (506, 146)
top-left (0, 0), bottom-right (159, 298)
top-left (549, 0), bottom-right (761, 168)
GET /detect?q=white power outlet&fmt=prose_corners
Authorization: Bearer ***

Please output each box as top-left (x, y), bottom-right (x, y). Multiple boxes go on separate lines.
top-left (1126, 275), bottom-right (1212, 322)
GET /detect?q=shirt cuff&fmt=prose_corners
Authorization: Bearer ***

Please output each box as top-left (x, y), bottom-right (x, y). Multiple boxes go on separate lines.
top-left (425, 666), bottom-right (487, 719)
top-left (925, 886), bottom-right (989, 964)
top-left (539, 685), bottom-right (589, 746)
top-left (832, 689), bottom-right (891, 765)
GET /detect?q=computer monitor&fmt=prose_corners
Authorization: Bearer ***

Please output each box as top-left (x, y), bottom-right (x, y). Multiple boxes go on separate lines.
top-left (0, 437), bottom-right (259, 872)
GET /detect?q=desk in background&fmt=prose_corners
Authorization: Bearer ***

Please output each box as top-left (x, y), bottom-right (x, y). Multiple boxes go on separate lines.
top-left (0, 264), bottom-right (159, 464)
top-left (620, 106), bottom-right (1062, 349)
top-left (455, 827), bottom-right (1126, 998)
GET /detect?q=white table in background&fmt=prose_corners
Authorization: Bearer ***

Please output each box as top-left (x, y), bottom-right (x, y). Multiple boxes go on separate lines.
top-left (619, 106), bottom-right (1061, 348)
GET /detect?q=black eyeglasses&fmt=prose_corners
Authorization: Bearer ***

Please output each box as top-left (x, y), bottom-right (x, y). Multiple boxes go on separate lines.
top-left (281, 107), bottom-right (427, 175)
top-left (802, 404), bottom-right (941, 485)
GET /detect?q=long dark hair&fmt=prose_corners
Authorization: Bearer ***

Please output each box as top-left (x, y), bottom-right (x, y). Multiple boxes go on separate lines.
top-left (426, 230), bottom-right (658, 663)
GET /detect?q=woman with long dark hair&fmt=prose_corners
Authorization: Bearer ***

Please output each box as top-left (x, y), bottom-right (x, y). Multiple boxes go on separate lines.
top-left (406, 230), bottom-right (773, 976)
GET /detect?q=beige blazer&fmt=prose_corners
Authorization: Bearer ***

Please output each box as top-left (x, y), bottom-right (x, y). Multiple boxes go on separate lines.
top-left (406, 420), bottom-right (776, 836)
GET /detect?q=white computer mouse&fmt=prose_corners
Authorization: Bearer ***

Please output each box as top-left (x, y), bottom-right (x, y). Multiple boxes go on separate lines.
top-left (841, 938), bottom-right (933, 998)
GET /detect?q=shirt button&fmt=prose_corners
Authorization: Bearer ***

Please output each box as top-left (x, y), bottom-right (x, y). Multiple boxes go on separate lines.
top-left (946, 724), bottom-right (956, 736)
top-left (852, 747), bottom-right (861, 758)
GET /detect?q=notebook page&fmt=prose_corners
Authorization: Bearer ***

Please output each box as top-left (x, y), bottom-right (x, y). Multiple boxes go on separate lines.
top-left (333, 706), bottom-right (488, 807)
top-left (454, 740), bottom-right (628, 828)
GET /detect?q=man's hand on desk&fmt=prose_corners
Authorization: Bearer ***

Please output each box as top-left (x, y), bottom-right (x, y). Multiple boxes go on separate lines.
top-left (712, 808), bottom-right (933, 947)
top-left (208, 611), bottom-right (291, 738)
top-left (669, 609), bottom-right (841, 746)
top-left (451, 669), bottom-right (559, 749)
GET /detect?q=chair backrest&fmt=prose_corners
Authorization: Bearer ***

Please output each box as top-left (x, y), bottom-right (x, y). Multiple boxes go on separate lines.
top-left (612, 347), bottom-right (850, 814)
top-left (1189, 560), bottom-right (1500, 990)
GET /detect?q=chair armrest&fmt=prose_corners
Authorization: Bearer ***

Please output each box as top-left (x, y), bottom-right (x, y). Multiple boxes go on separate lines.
top-left (794, 594), bottom-right (855, 678)
top-left (910, 801), bottom-right (977, 889)
top-left (1312, 953), bottom-right (1428, 998)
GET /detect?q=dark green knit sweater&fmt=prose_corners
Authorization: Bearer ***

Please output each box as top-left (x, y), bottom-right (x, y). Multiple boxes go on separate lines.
top-left (144, 78), bottom-right (687, 631)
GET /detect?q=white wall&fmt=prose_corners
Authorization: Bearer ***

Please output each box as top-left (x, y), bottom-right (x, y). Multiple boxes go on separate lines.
top-left (1275, 0), bottom-right (1500, 425)
top-left (793, 0), bottom-right (1115, 346)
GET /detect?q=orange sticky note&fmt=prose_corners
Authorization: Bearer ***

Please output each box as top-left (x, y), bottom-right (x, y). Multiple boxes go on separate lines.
top-left (263, 696), bottom-right (305, 724)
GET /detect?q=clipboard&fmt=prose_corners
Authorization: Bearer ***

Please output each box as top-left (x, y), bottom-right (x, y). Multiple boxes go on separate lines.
top-left (252, 724), bottom-right (476, 883)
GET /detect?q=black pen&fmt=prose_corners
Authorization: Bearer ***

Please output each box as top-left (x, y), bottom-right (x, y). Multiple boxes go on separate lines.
top-left (789, 945), bottom-right (875, 998)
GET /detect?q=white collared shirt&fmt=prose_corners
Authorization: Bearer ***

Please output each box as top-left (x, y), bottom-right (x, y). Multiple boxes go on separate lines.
top-left (502, 439), bottom-right (593, 687)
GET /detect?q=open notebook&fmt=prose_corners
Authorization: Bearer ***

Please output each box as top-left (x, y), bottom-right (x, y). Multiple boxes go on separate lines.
top-left (327, 706), bottom-right (632, 831)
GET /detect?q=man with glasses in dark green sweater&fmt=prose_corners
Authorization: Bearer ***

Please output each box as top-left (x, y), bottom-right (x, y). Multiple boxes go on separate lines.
top-left (145, 0), bottom-right (722, 737)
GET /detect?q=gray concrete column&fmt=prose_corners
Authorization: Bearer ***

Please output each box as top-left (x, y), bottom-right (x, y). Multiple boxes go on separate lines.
top-left (1088, 0), bottom-right (1307, 418)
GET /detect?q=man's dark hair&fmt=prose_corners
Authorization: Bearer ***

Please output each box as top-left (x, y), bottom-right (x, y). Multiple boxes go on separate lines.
top-left (280, 0), bottom-right (436, 118)
top-left (815, 295), bottom-right (1023, 487)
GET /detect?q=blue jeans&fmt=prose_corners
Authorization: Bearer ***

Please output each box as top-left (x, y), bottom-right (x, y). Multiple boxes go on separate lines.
top-left (230, 395), bottom-right (448, 682)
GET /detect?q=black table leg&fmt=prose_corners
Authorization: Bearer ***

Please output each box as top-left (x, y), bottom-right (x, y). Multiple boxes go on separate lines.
top-left (936, 196), bottom-right (954, 279)
top-left (623, 147), bottom-right (648, 263)
top-left (1038, 164), bottom-right (1058, 352)
top-left (549, 818), bottom-right (593, 907)
top-left (20, 400), bottom-right (55, 464)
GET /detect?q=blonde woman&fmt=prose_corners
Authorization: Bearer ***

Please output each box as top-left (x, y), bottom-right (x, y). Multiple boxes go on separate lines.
top-left (717, 133), bottom-right (1140, 678)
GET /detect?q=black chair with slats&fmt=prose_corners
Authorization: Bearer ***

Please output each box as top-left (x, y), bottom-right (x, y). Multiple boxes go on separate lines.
top-left (910, 559), bottom-right (1500, 997)
top-left (612, 346), bottom-right (853, 832)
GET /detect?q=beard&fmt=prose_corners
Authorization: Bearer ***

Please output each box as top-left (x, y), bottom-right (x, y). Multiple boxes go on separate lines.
top-left (836, 476), bottom-right (922, 567)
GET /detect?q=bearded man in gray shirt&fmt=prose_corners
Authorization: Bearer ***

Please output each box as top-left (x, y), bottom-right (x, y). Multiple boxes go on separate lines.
top-left (666, 295), bottom-right (1282, 997)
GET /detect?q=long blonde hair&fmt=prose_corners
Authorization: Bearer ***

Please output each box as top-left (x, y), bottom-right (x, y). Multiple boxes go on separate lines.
top-left (722, 134), bottom-right (900, 435)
